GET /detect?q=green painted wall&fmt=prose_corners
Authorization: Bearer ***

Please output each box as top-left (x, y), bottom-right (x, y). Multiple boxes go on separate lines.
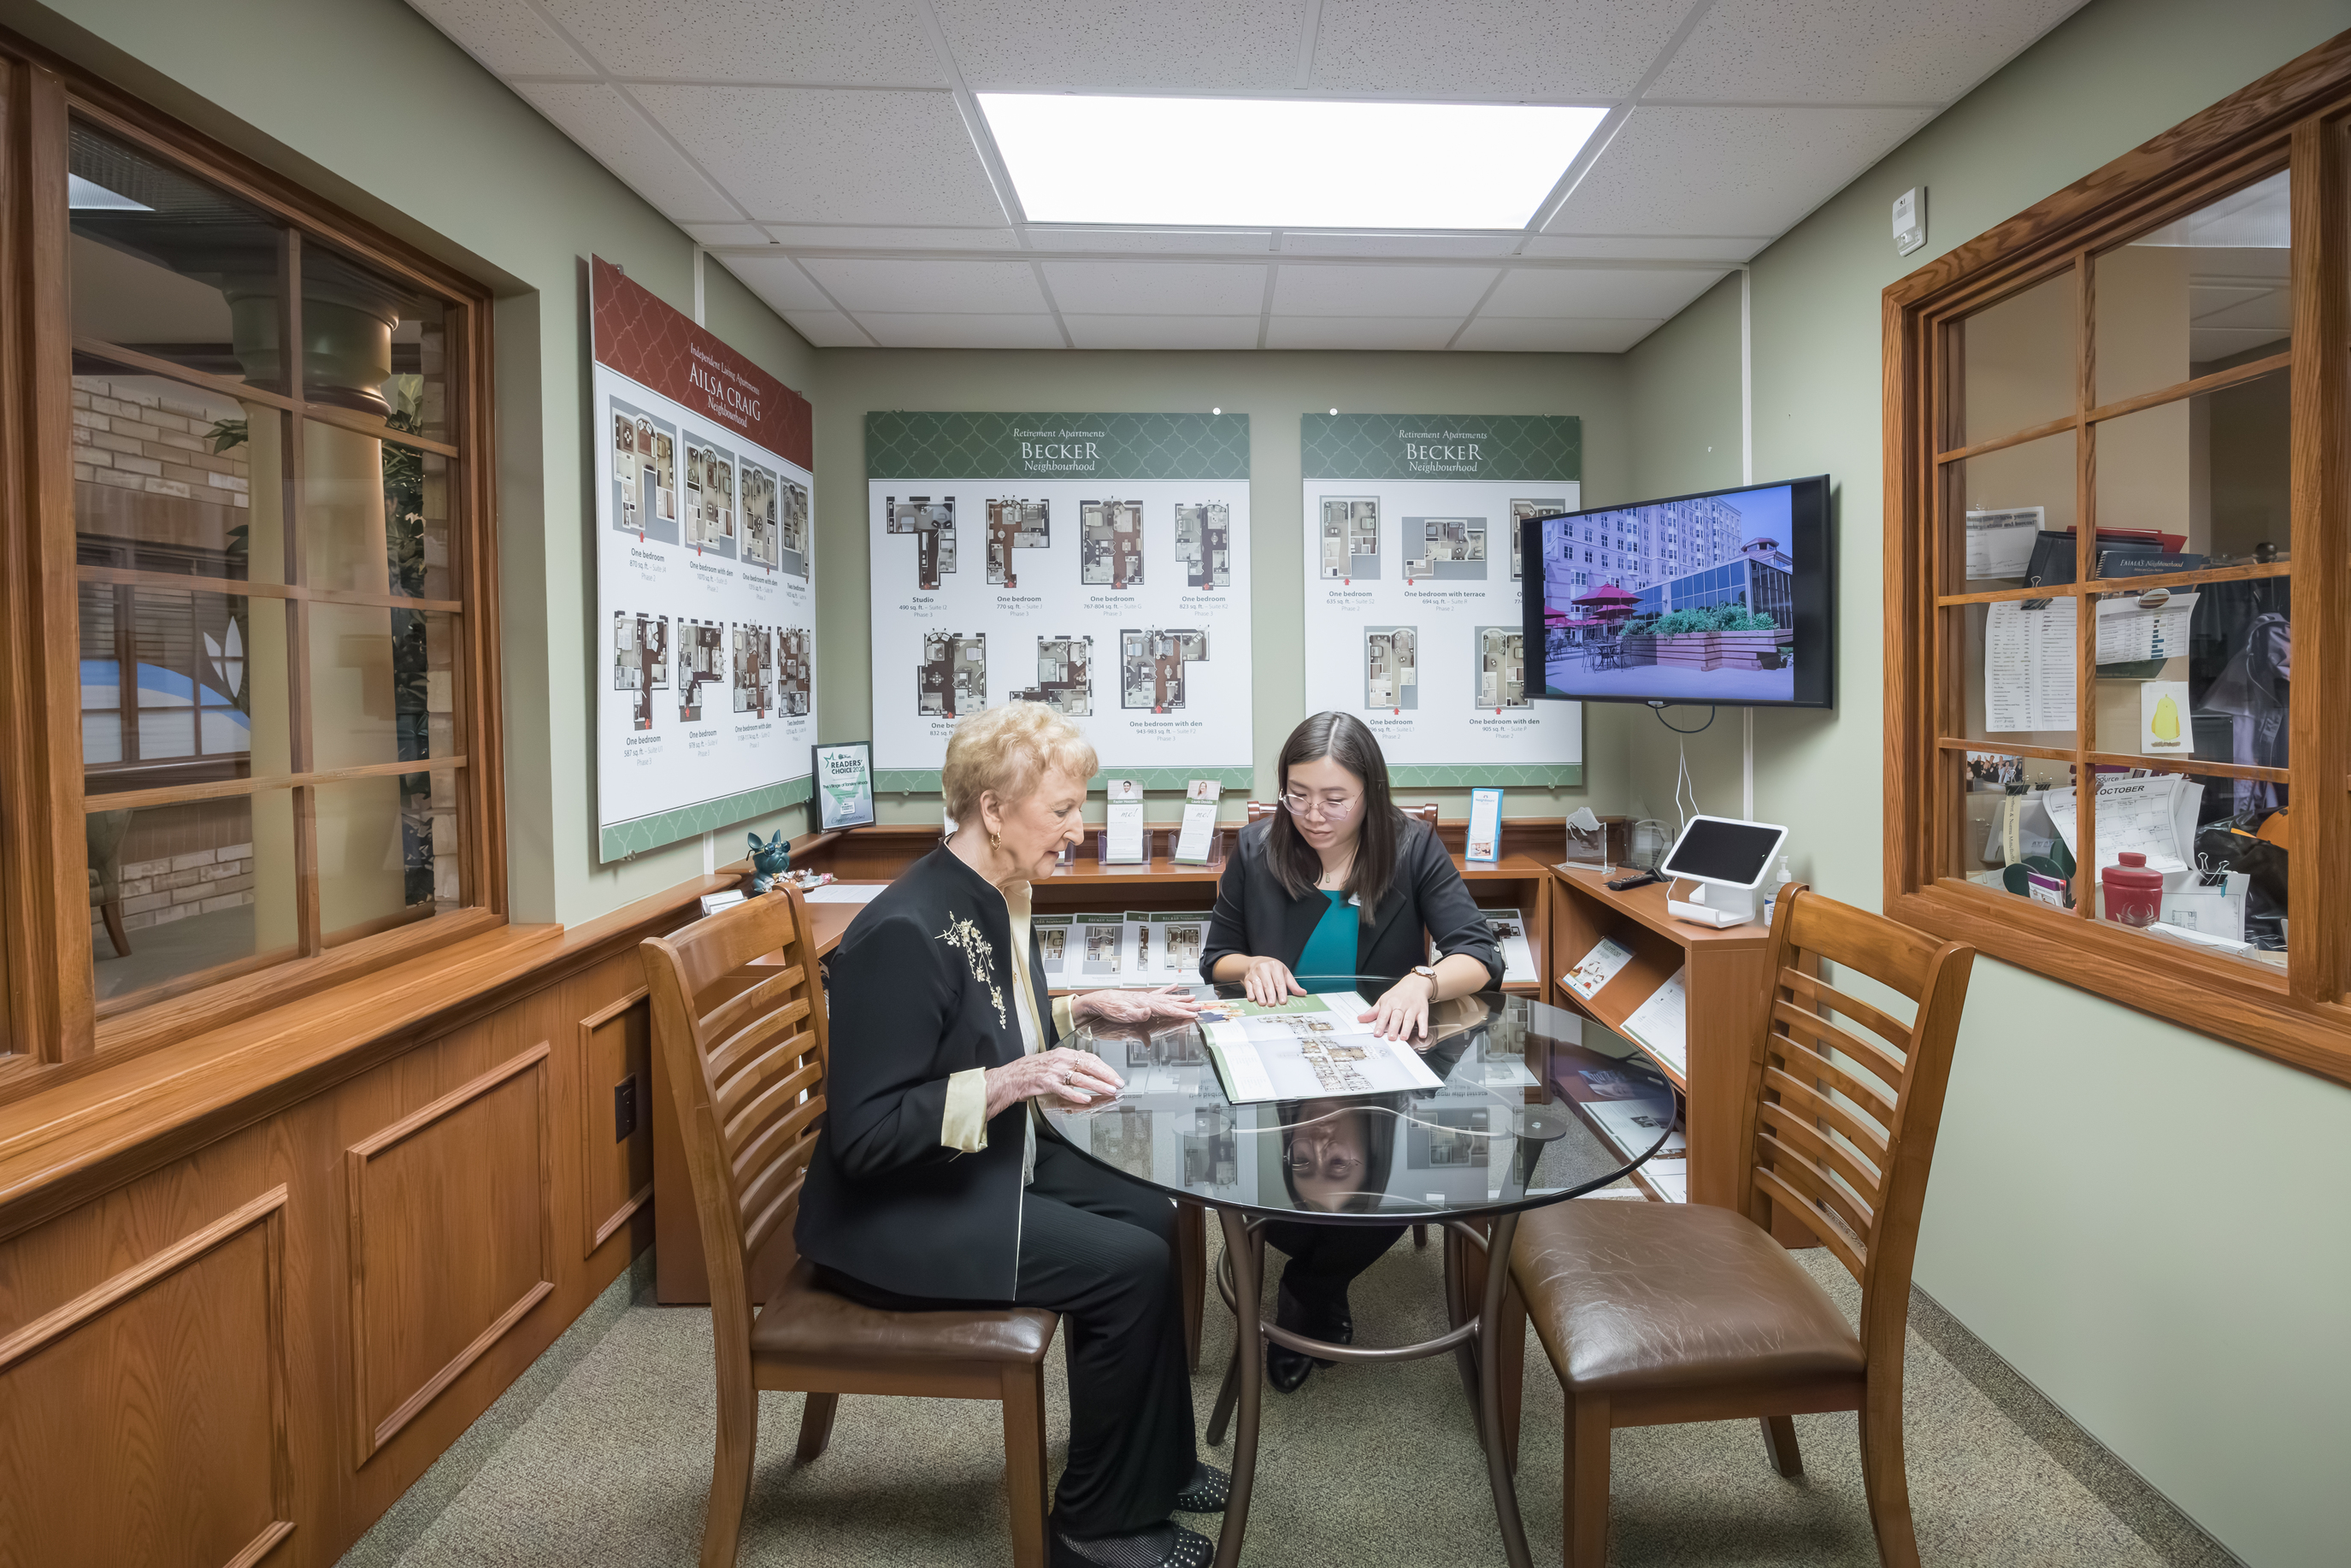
top-left (811, 349), bottom-right (1639, 829)
top-left (20, 0), bottom-right (824, 926)
top-left (1620, 3), bottom-right (2351, 1563)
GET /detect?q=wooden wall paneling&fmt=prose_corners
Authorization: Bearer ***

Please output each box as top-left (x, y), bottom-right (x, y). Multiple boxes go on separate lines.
top-left (577, 986), bottom-right (652, 1258)
top-left (0, 1186), bottom-right (292, 1568)
top-left (343, 1039), bottom-right (552, 1467)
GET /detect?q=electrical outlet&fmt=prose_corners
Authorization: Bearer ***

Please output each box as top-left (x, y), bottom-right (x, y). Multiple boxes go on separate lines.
top-left (614, 1076), bottom-right (639, 1142)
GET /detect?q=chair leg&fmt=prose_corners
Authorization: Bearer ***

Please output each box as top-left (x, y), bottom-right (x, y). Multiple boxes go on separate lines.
top-left (100, 899), bottom-right (132, 958)
top-left (700, 1365), bottom-right (758, 1568)
top-left (1759, 1414), bottom-right (1803, 1478)
top-left (1413, 1223), bottom-right (1429, 1249)
top-left (1002, 1364), bottom-right (1052, 1568)
top-left (1562, 1394), bottom-right (1610, 1568)
top-left (1859, 1377), bottom-right (1921, 1568)
top-left (796, 1393), bottom-right (839, 1463)
top-left (1206, 1340), bottom-right (1242, 1446)
top-left (1176, 1200), bottom-right (1206, 1373)
top-left (1496, 1276), bottom-right (1526, 1476)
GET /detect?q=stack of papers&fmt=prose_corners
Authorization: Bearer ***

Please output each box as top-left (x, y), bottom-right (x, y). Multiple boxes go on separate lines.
top-left (1619, 968), bottom-right (1687, 1075)
top-left (1561, 937), bottom-right (1634, 1001)
top-left (1199, 992), bottom-right (1444, 1104)
top-left (2042, 774), bottom-right (2204, 875)
top-left (1435, 908), bottom-right (1535, 984)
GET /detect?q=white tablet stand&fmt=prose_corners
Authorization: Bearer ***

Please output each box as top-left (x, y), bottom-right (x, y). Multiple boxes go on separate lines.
top-left (1659, 814), bottom-right (1789, 930)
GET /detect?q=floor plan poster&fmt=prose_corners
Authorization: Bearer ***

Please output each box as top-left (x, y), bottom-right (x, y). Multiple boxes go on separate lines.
top-left (867, 412), bottom-right (1252, 790)
top-left (1300, 415), bottom-right (1583, 786)
top-left (591, 256), bottom-right (817, 861)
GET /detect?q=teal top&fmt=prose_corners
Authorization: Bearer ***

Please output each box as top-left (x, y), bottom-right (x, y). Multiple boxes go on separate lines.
top-left (1293, 890), bottom-right (1358, 993)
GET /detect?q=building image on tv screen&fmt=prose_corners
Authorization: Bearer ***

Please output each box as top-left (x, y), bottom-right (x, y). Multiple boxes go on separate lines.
top-left (1541, 483), bottom-right (1798, 704)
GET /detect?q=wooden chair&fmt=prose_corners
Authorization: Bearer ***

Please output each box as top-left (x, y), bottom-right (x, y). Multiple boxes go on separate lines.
top-left (642, 886), bottom-right (1058, 1568)
top-left (1501, 884), bottom-right (1975, 1567)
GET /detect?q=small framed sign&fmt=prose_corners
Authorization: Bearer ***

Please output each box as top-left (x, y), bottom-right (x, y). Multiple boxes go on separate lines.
top-left (812, 741), bottom-right (876, 832)
top-left (1465, 787), bottom-right (1504, 864)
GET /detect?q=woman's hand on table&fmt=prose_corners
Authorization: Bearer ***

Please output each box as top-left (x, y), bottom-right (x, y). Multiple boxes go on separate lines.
top-left (986, 1047), bottom-right (1124, 1117)
top-left (1238, 957), bottom-right (1306, 1007)
top-left (1360, 973), bottom-right (1437, 1043)
top-left (1073, 986), bottom-right (1210, 1026)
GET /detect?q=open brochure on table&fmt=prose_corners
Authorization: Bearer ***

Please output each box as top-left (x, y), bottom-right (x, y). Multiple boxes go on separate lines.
top-left (1199, 991), bottom-right (1444, 1104)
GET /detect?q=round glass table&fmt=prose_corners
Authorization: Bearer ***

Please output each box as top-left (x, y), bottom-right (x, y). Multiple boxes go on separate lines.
top-left (1040, 982), bottom-right (1678, 1568)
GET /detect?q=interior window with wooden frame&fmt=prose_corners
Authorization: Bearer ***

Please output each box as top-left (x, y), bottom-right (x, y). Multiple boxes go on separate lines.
top-left (0, 38), bottom-right (503, 1085)
top-left (1884, 39), bottom-right (2351, 1087)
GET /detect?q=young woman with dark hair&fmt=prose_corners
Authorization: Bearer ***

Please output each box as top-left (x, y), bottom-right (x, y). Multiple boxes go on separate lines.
top-left (1198, 710), bottom-right (1501, 1391)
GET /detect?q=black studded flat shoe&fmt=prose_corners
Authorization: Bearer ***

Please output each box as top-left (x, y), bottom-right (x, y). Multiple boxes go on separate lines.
top-left (1173, 1462), bottom-right (1229, 1513)
top-left (1050, 1519), bottom-right (1213, 1568)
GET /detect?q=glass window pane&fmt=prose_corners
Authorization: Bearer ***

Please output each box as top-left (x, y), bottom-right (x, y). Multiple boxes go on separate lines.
top-left (300, 242), bottom-right (448, 442)
top-left (2094, 368), bottom-right (2289, 564)
top-left (2095, 168), bottom-right (2290, 408)
top-left (1953, 751), bottom-right (2077, 906)
top-left (74, 365), bottom-right (287, 585)
top-left (68, 120), bottom-right (288, 392)
top-left (308, 604), bottom-right (457, 772)
top-left (1959, 598), bottom-right (2078, 749)
top-left (89, 790), bottom-right (298, 1005)
top-left (1954, 268), bottom-right (2076, 448)
top-left (303, 420), bottom-right (451, 598)
top-left (316, 767), bottom-right (462, 944)
top-left (81, 589), bottom-right (292, 798)
top-left (1947, 429), bottom-right (2077, 592)
top-left (2092, 769), bottom-right (2286, 972)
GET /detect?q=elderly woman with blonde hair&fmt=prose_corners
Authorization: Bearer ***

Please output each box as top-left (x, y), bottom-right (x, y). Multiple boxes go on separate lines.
top-left (796, 702), bottom-right (1226, 1568)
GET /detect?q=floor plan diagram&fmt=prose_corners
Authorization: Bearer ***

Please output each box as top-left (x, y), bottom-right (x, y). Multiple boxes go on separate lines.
top-left (612, 611), bottom-right (669, 731)
top-left (885, 495), bottom-right (955, 590)
top-left (1120, 628), bottom-right (1207, 710)
top-left (610, 402), bottom-right (678, 545)
top-left (986, 498), bottom-right (1050, 588)
top-left (1510, 498), bottom-right (1567, 582)
top-left (777, 626), bottom-right (811, 716)
top-left (780, 477), bottom-right (810, 579)
top-left (740, 466), bottom-right (780, 569)
top-left (683, 439), bottom-right (736, 554)
top-left (678, 618), bottom-right (725, 722)
top-left (1366, 626), bottom-right (1418, 710)
top-left (918, 630), bottom-right (987, 718)
top-left (1011, 634), bottom-right (1092, 716)
top-left (1176, 501), bottom-right (1230, 588)
top-left (1405, 517), bottom-right (1488, 580)
top-left (730, 622), bottom-right (772, 717)
top-left (1081, 498), bottom-right (1144, 587)
top-left (1320, 497), bottom-right (1380, 580)
top-left (1476, 625), bottom-right (1529, 708)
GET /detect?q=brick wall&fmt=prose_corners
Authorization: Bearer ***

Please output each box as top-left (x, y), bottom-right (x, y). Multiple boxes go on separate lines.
top-left (95, 843), bottom-right (256, 936)
top-left (71, 376), bottom-right (251, 510)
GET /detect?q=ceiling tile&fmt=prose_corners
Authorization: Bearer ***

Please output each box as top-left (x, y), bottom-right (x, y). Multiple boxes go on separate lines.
top-left (1264, 316), bottom-right (1466, 350)
top-left (798, 256), bottom-right (1047, 313)
top-left (1063, 315), bottom-right (1264, 350)
top-left (710, 256), bottom-right (835, 313)
top-left (408, 0), bottom-right (598, 76)
top-left (1646, 0), bottom-right (2084, 104)
top-left (858, 313), bottom-right (1068, 348)
top-left (1310, 0), bottom-right (1690, 99)
top-left (935, 0), bottom-right (1299, 92)
top-left (758, 226), bottom-right (1021, 251)
top-left (1028, 227), bottom-right (1275, 254)
top-left (1272, 264), bottom-right (1498, 317)
top-left (1280, 233), bottom-right (1521, 257)
top-left (633, 86), bottom-right (1008, 227)
top-left (1522, 234), bottom-right (1769, 262)
top-left (781, 310), bottom-right (874, 348)
top-left (539, 0), bottom-right (944, 85)
top-left (1452, 316), bottom-right (1665, 352)
top-left (1548, 105), bottom-right (1934, 235)
top-left (1482, 267), bottom-right (1728, 318)
top-left (512, 82), bottom-right (741, 222)
top-left (1040, 262), bottom-right (1268, 315)
top-left (680, 222), bottom-right (771, 246)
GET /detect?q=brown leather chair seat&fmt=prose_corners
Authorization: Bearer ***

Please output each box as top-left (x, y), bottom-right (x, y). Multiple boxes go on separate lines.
top-left (1513, 1199), bottom-right (1864, 1395)
top-left (752, 1259), bottom-right (1058, 1366)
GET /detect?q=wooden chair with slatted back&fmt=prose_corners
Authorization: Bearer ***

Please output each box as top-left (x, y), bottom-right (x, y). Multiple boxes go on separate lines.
top-left (1500, 883), bottom-right (1975, 1567)
top-left (641, 886), bottom-right (1058, 1568)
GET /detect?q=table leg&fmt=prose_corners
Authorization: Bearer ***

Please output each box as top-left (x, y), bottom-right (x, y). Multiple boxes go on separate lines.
top-left (1477, 1210), bottom-right (1532, 1568)
top-left (1211, 1206), bottom-right (1262, 1568)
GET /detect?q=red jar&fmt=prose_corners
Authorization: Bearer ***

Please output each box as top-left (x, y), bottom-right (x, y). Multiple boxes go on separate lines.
top-left (2102, 851), bottom-right (2165, 928)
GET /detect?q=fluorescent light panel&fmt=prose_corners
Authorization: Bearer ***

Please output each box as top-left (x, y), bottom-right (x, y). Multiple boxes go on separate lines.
top-left (68, 173), bottom-right (150, 211)
top-left (978, 95), bottom-right (1606, 231)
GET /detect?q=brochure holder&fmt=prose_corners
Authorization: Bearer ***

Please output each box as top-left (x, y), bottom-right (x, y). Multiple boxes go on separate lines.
top-left (1166, 827), bottom-right (1227, 868)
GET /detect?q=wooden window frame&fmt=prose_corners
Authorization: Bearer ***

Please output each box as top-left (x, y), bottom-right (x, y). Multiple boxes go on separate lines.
top-left (0, 31), bottom-right (506, 1095)
top-left (1884, 34), bottom-right (2351, 1088)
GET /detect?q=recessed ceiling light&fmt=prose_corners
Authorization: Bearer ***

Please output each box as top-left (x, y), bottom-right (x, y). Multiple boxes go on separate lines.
top-left (1211, 407), bottom-right (1222, 415)
top-left (979, 94), bottom-right (1606, 230)
top-left (1329, 409), bottom-right (1339, 416)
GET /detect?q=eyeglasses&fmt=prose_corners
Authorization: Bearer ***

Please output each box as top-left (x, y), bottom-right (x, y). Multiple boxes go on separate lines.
top-left (1279, 790), bottom-right (1359, 822)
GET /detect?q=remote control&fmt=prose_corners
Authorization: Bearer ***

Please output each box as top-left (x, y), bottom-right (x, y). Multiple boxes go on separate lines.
top-left (1606, 870), bottom-right (1665, 892)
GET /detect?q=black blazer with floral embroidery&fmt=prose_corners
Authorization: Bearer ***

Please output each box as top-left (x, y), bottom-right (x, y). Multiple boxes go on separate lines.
top-left (795, 845), bottom-right (1058, 1301)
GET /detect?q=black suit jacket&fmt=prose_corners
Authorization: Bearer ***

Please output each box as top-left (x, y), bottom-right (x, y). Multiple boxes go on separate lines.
top-left (1199, 814), bottom-right (1503, 992)
top-left (794, 846), bottom-right (1055, 1301)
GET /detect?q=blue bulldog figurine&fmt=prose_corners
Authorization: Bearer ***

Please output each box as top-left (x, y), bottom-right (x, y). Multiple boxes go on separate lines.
top-left (743, 829), bottom-right (791, 894)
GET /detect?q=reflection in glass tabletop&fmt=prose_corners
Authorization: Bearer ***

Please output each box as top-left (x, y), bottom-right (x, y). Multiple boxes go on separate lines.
top-left (1042, 981), bottom-right (1678, 1223)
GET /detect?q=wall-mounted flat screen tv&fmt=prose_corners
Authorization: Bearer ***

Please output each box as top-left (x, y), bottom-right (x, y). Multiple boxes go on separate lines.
top-left (1521, 475), bottom-right (1833, 710)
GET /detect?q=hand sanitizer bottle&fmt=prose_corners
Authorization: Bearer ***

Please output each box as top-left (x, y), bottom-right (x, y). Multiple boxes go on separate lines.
top-left (1763, 856), bottom-right (1794, 925)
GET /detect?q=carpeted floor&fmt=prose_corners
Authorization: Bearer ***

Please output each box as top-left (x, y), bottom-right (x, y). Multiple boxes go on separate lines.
top-left (339, 1210), bottom-right (2236, 1567)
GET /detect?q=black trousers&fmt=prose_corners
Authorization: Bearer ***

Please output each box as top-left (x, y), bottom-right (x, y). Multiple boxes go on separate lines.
top-left (1261, 1220), bottom-right (1406, 1323)
top-left (819, 1136), bottom-right (1198, 1537)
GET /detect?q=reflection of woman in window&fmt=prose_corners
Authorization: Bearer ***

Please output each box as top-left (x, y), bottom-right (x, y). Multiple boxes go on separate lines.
top-left (2200, 611), bottom-right (2290, 814)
